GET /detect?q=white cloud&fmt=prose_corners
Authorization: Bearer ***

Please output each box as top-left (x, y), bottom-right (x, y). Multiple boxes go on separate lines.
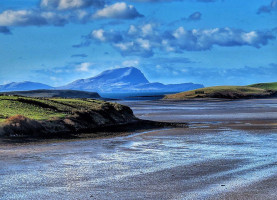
top-left (0, 9), bottom-right (68, 26)
top-left (89, 25), bottom-right (275, 57)
top-left (40, 0), bottom-right (104, 10)
top-left (93, 2), bottom-right (143, 19)
top-left (76, 62), bottom-right (93, 72)
top-left (128, 25), bottom-right (138, 35)
top-left (137, 38), bottom-right (151, 49)
top-left (92, 29), bottom-right (106, 41)
top-left (141, 24), bottom-right (155, 37)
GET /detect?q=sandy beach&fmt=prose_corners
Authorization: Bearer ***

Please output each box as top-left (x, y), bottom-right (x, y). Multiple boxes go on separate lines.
top-left (1, 98), bottom-right (277, 199)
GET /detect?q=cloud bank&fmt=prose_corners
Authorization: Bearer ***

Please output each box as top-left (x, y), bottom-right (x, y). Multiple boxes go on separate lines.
top-left (0, 9), bottom-right (68, 27)
top-left (0, 1), bottom-right (142, 30)
top-left (89, 24), bottom-right (276, 57)
top-left (40, 0), bottom-right (105, 10)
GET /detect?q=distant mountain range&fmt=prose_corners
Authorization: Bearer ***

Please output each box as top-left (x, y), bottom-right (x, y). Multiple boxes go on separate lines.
top-left (0, 81), bottom-right (53, 92)
top-left (0, 67), bottom-right (204, 93)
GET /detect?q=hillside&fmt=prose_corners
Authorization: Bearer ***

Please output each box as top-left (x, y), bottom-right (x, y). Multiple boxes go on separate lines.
top-left (164, 86), bottom-right (277, 100)
top-left (248, 82), bottom-right (277, 90)
top-left (0, 89), bottom-right (101, 98)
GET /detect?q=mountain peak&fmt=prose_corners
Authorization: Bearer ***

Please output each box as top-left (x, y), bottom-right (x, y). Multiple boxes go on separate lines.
top-left (62, 67), bottom-right (150, 91)
top-left (92, 67), bottom-right (149, 84)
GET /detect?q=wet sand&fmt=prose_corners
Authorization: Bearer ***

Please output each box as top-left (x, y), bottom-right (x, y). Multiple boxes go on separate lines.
top-left (1, 98), bottom-right (277, 199)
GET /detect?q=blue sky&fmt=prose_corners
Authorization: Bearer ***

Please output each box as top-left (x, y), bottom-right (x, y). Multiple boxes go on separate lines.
top-left (0, 0), bottom-right (276, 86)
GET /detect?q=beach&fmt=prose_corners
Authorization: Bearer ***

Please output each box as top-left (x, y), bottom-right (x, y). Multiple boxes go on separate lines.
top-left (1, 98), bottom-right (277, 199)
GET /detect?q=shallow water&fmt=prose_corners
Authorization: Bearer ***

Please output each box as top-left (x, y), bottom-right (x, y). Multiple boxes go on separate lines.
top-left (1, 98), bottom-right (277, 199)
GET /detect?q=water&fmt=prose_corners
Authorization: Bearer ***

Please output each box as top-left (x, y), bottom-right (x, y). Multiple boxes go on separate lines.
top-left (99, 92), bottom-right (175, 100)
top-left (0, 98), bottom-right (277, 199)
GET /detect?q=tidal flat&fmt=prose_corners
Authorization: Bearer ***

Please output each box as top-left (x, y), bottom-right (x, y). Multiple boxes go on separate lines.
top-left (1, 98), bottom-right (277, 200)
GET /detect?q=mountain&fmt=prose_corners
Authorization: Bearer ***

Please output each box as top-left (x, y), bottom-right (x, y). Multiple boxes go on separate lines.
top-left (61, 67), bottom-right (204, 93)
top-left (0, 81), bottom-right (53, 92)
top-left (0, 67), bottom-right (204, 93)
top-left (60, 67), bottom-right (150, 92)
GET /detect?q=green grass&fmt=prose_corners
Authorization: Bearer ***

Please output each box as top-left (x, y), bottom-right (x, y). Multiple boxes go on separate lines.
top-left (248, 82), bottom-right (277, 90)
top-left (164, 86), bottom-right (271, 100)
top-left (0, 96), bottom-right (111, 122)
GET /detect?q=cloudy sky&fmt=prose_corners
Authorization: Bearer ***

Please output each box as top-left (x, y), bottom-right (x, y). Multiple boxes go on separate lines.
top-left (0, 0), bottom-right (276, 86)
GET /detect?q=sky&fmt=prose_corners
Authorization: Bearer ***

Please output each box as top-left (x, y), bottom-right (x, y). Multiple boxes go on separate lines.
top-left (0, 0), bottom-right (276, 87)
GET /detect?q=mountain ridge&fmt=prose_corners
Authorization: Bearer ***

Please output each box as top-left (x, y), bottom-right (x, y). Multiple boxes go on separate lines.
top-left (0, 81), bottom-right (53, 92)
top-left (0, 67), bottom-right (204, 93)
top-left (60, 67), bottom-right (204, 93)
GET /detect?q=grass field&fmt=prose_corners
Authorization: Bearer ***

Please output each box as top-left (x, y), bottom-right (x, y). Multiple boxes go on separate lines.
top-left (164, 86), bottom-right (274, 100)
top-left (0, 96), bottom-right (115, 122)
top-left (248, 82), bottom-right (277, 90)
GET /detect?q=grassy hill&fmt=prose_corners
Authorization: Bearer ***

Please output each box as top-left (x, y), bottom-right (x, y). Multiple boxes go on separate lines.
top-left (164, 86), bottom-right (276, 100)
top-left (0, 96), bottom-right (111, 122)
top-left (248, 82), bottom-right (277, 90)
top-left (0, 89), bottom-right (100, 98)
top-left (0, 96), bottom-right (136, 137)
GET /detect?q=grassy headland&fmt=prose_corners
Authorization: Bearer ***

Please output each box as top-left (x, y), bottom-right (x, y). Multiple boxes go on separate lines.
top-left (0, 96), bottom-right (187, 138)
top-left (248, 82), bottom-right (277, 90)
top-left (0, 96), bottom-right (136, 137)
top-left (164, 85), bottom-right (277, 100)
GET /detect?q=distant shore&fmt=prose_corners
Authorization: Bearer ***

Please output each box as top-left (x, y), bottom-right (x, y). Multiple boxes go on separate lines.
top-left (164, 86), bottom-right (277, 100)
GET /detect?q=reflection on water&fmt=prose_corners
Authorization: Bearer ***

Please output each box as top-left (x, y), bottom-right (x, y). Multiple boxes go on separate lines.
top-left (0, 98), bottom-right (277, 200)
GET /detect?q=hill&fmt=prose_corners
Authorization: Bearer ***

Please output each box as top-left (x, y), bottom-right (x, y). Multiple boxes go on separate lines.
top-left (164, 86), bottom-right (277, 100)
top-left (0, 81), bottom-right (53, 92)
top-left (0, 90), bottom-right (100, 98)
top-left (248, 82), bottom-right (277, 90)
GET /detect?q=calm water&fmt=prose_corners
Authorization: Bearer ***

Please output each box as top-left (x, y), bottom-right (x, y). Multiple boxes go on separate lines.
top-left (0, 98), bottom-right (277, 199)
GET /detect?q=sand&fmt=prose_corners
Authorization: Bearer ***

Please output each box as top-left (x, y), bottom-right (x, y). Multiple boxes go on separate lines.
top-left (0, 98), bottom-right (277, 200)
